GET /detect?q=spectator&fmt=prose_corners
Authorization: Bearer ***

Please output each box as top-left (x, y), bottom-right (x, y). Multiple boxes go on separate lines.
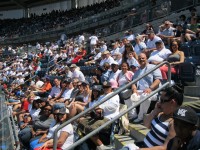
top-left (99, 50), bottom-right (115, 66)
top-left (146, 30), bottom-right (162, 56)
top-left (109, 61), bottom-right (121, 82)
top-left (148, 40), bottom-right (172, 65)
top-left (127, 51), bottom-right (139, 67)
top-left (134, 35), bottom-right (147, 55)
top-left (47, 78), bottom-right (61, 101)
top-left (121, 86), bottom-right (184, 150)
top-left (70, 64), bottom-right (85, 81)
top-left (122, 43), bottom-right (138, 63)
top-left (160, 40), bottom-right (184, 80)
top-left (30, 107), bottom-right (74, 150)
top-left (131, 53), bottom-right (162, 123)
top-left (117, 62), bottom-right (134, 87)
top-left (78, 81), bottom-right (120, 150)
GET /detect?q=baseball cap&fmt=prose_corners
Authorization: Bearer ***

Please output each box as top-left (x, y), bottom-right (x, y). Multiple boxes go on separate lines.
top-left (70, 64), bottom-right (77, 68)
top-left (82, 80), bottom-right (90, 86)
top-left (155, 40), bottom-right (163, 44)
top-left (173, 106), bottom-right (198, 125)
top-left (92, 85), bottom-right (102, 91)
top-left (146, 30), bottom-right (154, 34)
top-left (55, 107), bottom-right (69, 114)
top-left (64, 78), bottom-right (72, 83)
top-left (111, 61), bottom-right (119, 65)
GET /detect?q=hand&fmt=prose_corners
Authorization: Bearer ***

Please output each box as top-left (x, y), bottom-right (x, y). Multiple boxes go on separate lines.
top-left (143, 88), bottom-right (152, 94)
top-left (20, 123), bottom-right (28, 129)
top-left (35, 131), bottom-right (42, 136)
top-left (12, 112), bottom-right (17, 116)
top-left (152, 102), bottom-right (162, 116)
top-left (38, 142), bottom-right (48, 150)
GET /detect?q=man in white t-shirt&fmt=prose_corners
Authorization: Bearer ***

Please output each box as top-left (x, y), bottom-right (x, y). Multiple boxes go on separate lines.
top-left (78, 82), bottom-right (120, 150)
top-left (89, 35), bottom-right (98, 46)
top-left (146, 30), bottom-right (162, 54)
top-left (148, 40), bottom-right (172, 65)
top-left (108, 61), bottom-right (121, 82)
top-left (110, 42), bottom-right (120, 56)
top-left (70, 64), bottom-right (85, 81)
top-left (99, 51), bottom-right (115, 66)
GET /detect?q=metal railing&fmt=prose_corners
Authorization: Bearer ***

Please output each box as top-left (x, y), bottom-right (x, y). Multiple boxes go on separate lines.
top-left (53, 61), bottom-right (171, 150)
top-left (0, 91), bottom-right (20, 150)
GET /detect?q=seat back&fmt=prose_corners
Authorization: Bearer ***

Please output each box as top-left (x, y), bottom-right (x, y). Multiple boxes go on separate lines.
top-left (178, 62), bottom-right (196, 82)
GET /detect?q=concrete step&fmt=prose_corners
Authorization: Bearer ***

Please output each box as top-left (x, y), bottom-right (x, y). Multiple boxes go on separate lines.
top-left (183, 95), bottom-right (200, 102)
top-left (114, 134), bottom-right (135, 149)
top-left (196, 76), bottom-right (200, 86)
top-left (129, 123), bottom-right (150, 142)
top-left (184, 86), bottom-right (200, 97)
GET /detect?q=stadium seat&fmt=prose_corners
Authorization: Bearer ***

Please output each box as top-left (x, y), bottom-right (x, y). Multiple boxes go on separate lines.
top-left (178, 62), bottom-right (196, 83)
top-left (180, 42), bottom-right (191, 57)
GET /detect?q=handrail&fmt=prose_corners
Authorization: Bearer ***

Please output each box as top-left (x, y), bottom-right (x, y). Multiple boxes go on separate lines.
top-left (53, 61), bottom-right (171, 150)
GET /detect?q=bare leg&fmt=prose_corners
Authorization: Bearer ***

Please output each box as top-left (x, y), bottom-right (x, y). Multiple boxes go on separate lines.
top-left (90, 135), bottom-right (103, 146)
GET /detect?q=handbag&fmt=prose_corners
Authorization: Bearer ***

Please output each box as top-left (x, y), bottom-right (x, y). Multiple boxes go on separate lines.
top-left (90, 108), bottom-right (104, 120)
top-left (119, 88), bottom-right (132, 100)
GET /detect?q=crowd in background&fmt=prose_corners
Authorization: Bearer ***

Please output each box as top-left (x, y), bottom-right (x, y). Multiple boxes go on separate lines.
top-left (0, 4), bottom-right (200, 150)
top-left (0, 0), bottom-right (122, 39)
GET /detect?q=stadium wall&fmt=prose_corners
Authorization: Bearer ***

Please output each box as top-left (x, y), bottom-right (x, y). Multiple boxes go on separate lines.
top-left (0, 9), bottom-right (24, 19)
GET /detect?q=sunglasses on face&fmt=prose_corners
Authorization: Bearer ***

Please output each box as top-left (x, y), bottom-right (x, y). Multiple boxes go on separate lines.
top-left (53, 113), bottom-right (65, 117)
top-left (159, 96), bottom-right (173, 103)
top-left (44, 108), bottom-right (52, 112)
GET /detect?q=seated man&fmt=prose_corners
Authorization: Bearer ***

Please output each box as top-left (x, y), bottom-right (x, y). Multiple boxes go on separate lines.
top-left (131, 53), bottom-right (162, 123)
top-left (78, 81), bottom-right (120, 150)
top-left (47, 78), bottom-right (61, 101)
top-left (148, 40), bottom-right (171, 65)
top-left (32, 77), bottom-right (52, 97)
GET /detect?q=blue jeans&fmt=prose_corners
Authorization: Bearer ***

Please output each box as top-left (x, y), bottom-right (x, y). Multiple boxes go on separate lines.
top-left (9, 99), bottom-right (20, 103)
top-left (53, 103), bottom-right (65, 109)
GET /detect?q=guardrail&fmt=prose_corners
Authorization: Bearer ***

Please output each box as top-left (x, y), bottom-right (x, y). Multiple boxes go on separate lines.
top-left (0, 91), bottom-right (20, 150)
top-left (53, 61), bottom-right (171, 150)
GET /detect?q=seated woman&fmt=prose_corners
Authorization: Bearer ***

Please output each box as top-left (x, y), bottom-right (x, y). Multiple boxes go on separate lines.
top-left (160, 40), bottom-right (184, 80)
top-left (142, 86), bottom-right (183, 148)
top-left (30, 107), bottom-right (74, 150)
top-left (117, 62), bottom-right (134, 87)
top-left (68, 80), bottom-right (92, 118)
top-left (18, 103), bottom-right (54, 149)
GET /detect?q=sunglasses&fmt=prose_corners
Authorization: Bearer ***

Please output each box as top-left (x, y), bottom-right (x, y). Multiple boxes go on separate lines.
top-left (159, 96), bottom-right (173, 103)
top-left (53, 113), bottom-right (65, 117)
top-left (44, 108), bottom-right (52, 112)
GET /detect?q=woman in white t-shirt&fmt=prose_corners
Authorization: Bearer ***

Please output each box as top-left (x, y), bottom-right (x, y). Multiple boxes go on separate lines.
top-left (30, 107), bottom-right (74, 150)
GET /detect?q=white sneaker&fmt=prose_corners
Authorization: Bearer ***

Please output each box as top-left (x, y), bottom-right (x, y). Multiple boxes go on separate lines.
top-left (96, 145), bottom-right (114, 150)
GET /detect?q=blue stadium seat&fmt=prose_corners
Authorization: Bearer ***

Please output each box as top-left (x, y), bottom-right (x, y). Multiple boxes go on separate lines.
top-left (180, 43), bottom-right (191, 57)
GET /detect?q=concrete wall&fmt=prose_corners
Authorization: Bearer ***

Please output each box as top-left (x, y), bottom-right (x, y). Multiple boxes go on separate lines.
top-left (0, 9), bottom-right (24, 19)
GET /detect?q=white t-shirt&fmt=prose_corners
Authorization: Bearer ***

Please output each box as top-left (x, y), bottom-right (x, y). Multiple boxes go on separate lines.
top-left (99, 93), bottom-right (120, 120)
top-left (109, 70), bottom-right (121, 82)
top-left (89, 36), bottom-right (98, 45)
top-left (110, 48), bottom-right (120, 56)
top-left (62, 88), bottom-right (74, 100)
top-left (28, 104), bottom-right (41, 121)
top-left (146, 36), bottom-right (162, 49)
top-left (148, 48), bottom-right (172, 63)
top-left (46, 121), bottom-right (74, 150)
top-left (72, 70), bottom-right (85, 81)
top-left (134, 42), bottom-right (147, 55)
top-left (36, 80), bottom-right (44, 88)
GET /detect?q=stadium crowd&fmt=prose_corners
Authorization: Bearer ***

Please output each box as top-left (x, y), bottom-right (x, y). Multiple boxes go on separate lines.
top-left (0, 0), bottom-right (122, 39)
top-left (0, 4), bottom-right (200, 150)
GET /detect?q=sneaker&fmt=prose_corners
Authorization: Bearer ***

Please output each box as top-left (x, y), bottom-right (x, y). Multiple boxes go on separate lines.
top-left (96, 145), bottom-right (114, 150)
top-left (132, 118), bottom-right (143, 124)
